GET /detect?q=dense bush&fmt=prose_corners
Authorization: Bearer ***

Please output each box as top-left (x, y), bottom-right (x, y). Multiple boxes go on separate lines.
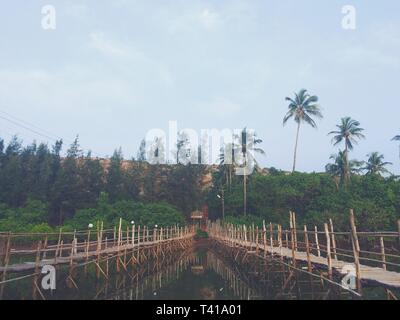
top-left (208, 172), bottom-right (400, 231)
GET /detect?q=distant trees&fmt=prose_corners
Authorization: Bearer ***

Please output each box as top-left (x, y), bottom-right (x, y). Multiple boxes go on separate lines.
top-left (328, 117), bottom-right (365, 182)
top-left (236, 128), bottom-right (265, 216)
top-left (283, 89), bottom-right (323, 173)
top-left (325, 150), bottom-right (363, 187)
top-left (363, 152), bottom-right (392, 176)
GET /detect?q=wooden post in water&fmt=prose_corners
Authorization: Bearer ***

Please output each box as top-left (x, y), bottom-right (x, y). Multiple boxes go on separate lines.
top-left (55, 228), bottom-right (62, 261)
top-left (292, 211), bottom-right (297, 250)
top-left (380, 236), bottom-right (386, 271)
top-left (278, 225), bottom-right (283, 258)
top-left (132, 224), bottom-right (135, 246)
top-left (285, 231), bottom-right (289, 249)
top-left (290, 213), bottom-right (296, 267)
top-left (324, 223), bottom-right (332, 279)
top-left (32, 240), bottom-right (42, 300)
top-left (397, 220), bottom-right (400, 248)
top-left (116, 218), bottom-right (122, 273)
top-left (304, 225), bottom-right (312, 272)
top-left (314, 226), bottom-right (321, 257)
top-left (329, 219), bottom-right (338, 260)
top-left (349, 209), bottom-right (362, 293)
top-left (269, 222), bottom-right (274, 255)
top-left (262, 221), bottom-right (267, 257)
top-left (0, 232), bottom-right (12, 299)
top-left (255, 226), bottom-right (259, 254)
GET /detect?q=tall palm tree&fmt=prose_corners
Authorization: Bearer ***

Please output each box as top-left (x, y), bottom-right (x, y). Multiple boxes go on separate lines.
top-left (363, 152), bottom-right (392, 176)
top-left (234, 128), bottom-right (265, 216)
top-left (328, 117), bottom-right (365, 182)
top-left (392, 133), bottom-right (400, 161)
top-left (218, 141), bottom-right (236, 191)
top-left (325, 150), bottom-right (363, 188)
top-left (283, 89), bottom-right (323, 173)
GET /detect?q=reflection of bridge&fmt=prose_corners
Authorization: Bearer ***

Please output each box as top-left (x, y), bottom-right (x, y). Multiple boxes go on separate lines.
top-left (208, 210), bottom-right (400, 298)
top-left (0, 221), bottom-right (194, 299)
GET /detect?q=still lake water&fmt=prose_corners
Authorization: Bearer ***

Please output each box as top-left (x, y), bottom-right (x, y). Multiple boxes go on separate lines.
top-left (1, 244), bottom-right (394, 300)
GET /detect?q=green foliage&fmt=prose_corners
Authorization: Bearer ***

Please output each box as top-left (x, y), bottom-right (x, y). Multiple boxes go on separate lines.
top-left (208, 172), bottom-right (400, 231)
top-left (224, 215), bottom-right (264, 227)
top-left (64, 197), bottom-right (185, 230)
top-left (195, 229), bottom-right (208, 239)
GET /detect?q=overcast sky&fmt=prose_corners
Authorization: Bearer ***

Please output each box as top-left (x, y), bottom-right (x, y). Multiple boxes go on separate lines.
top-left (0, 1), bottom-right (399, 173)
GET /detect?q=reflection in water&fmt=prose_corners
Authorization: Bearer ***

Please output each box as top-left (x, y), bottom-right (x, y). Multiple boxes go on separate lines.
top-left (3, 242), bottom-right (385, 300)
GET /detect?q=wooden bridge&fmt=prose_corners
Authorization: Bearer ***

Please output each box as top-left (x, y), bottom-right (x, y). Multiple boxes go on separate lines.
top-left (1, 210), bottom-right (400, 300)
top-left (0, 220), bottom-right (194, 299)
top-left (208, 210), bottom-right (400, 297)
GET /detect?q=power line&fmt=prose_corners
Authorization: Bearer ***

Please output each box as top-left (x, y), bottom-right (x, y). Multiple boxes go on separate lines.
top-left (0, 109), bottom-right (105, 158)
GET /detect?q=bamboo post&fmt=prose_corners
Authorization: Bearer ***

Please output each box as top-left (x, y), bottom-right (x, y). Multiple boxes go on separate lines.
top-left (262, 221), bottom-right (267, 257)
top-left (105, 237), bottom-right (109, 276)
top-left (290, 213), bottom-right (296, 267)
top-left (278, 225), bottom-right (283, 258)
top-left (292, 211), bottom-right (297, 250)
top-left (269, 222), bottom-right (274, 255)
top-left (314, 226), bottom-right (321, 257)
top-left (349, 209), bottom-right (362, 293)
top-left (32, 240), bottom-right (42, 300)
top-left (285, 230), bottom-right (289, 249)
top-left (0, 233), bottom-right (12, 299)
top-left (59, 240), bottom-right (64, 257)
top-left (329, 219), bottom-right (338, 260)
top-left (255, 226), bottom-right (259, 253)
top-left (55, 228), bottom-right (62, 260)
top-left (324, 223), bottom-right (332, 279)
top-left (380, 236), bottom-right (386, 271)
top-left (304, 225), bottom-right (312, 272)
top-left (397, 220), bottom-right (400, 248)
top-left (244, 225), bottom-right (247, 246)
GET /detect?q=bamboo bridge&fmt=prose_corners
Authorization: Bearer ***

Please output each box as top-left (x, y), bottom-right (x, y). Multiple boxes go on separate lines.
top-left (208, 210), bottom-right (400, 298)
top-left (1, 209), bottom-right (400, 300)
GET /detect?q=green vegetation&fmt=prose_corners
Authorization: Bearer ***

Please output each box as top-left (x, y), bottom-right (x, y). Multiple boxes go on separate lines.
top-left (208, 171), bottom-right (400, 231)
top-left (1, 89), bottom-right (399, 233)
top-left (194, 229), bottom-right (209, 239)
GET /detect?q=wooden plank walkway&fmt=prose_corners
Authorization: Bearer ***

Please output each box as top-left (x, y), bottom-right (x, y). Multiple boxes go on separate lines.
top-left (0, 234), bottom-right (194, 273)
top-left (216, 237), bottom-right (400, 289)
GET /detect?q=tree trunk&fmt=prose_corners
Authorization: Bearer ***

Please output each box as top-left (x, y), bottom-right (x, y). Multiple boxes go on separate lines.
top-left (243, 171), bottom-right (247, 216)
top-left (344, 144), bottom-right (349, 183)
top-left (292, 122), bottom-right (301, 173)
top-left (243, 153), bottom-right (247, 216)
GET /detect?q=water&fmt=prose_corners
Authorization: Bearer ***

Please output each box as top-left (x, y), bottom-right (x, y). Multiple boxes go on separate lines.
top-left (1, 243), bottom-right (394, 300)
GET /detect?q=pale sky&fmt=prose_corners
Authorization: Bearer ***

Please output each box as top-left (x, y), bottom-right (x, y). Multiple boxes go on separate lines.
top-left (0, 1), bottom-right (400, 173)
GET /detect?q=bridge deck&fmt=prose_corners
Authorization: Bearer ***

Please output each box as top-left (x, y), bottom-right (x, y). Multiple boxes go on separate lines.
top-left (218, 238), bottom-right (400, 289)
top-left (0, 235), bottom-right (193, 273)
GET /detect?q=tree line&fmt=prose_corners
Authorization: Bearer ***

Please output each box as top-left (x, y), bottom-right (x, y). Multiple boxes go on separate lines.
top-left (1, 88), bottom-right (399, 232)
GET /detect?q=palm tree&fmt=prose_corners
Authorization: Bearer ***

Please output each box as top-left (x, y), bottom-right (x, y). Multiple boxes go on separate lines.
top-left (363, 152), bottom-right (392, 176)
top-left (325, 151), bottom-right (363, 188)
top-left (234, 128), bottom-right (265, 216)
top-left (392, 133), bottom-right (400, 161)
top-left (328, 117), bottom-right (365, 182)
top-left (218, 141), bottom-right (236, 191)
top-left (283, 89), bottom-right (323, 173)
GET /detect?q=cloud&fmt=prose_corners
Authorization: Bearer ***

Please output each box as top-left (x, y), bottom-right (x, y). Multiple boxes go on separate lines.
top-left (89, 32), bottom-right (129, 58)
